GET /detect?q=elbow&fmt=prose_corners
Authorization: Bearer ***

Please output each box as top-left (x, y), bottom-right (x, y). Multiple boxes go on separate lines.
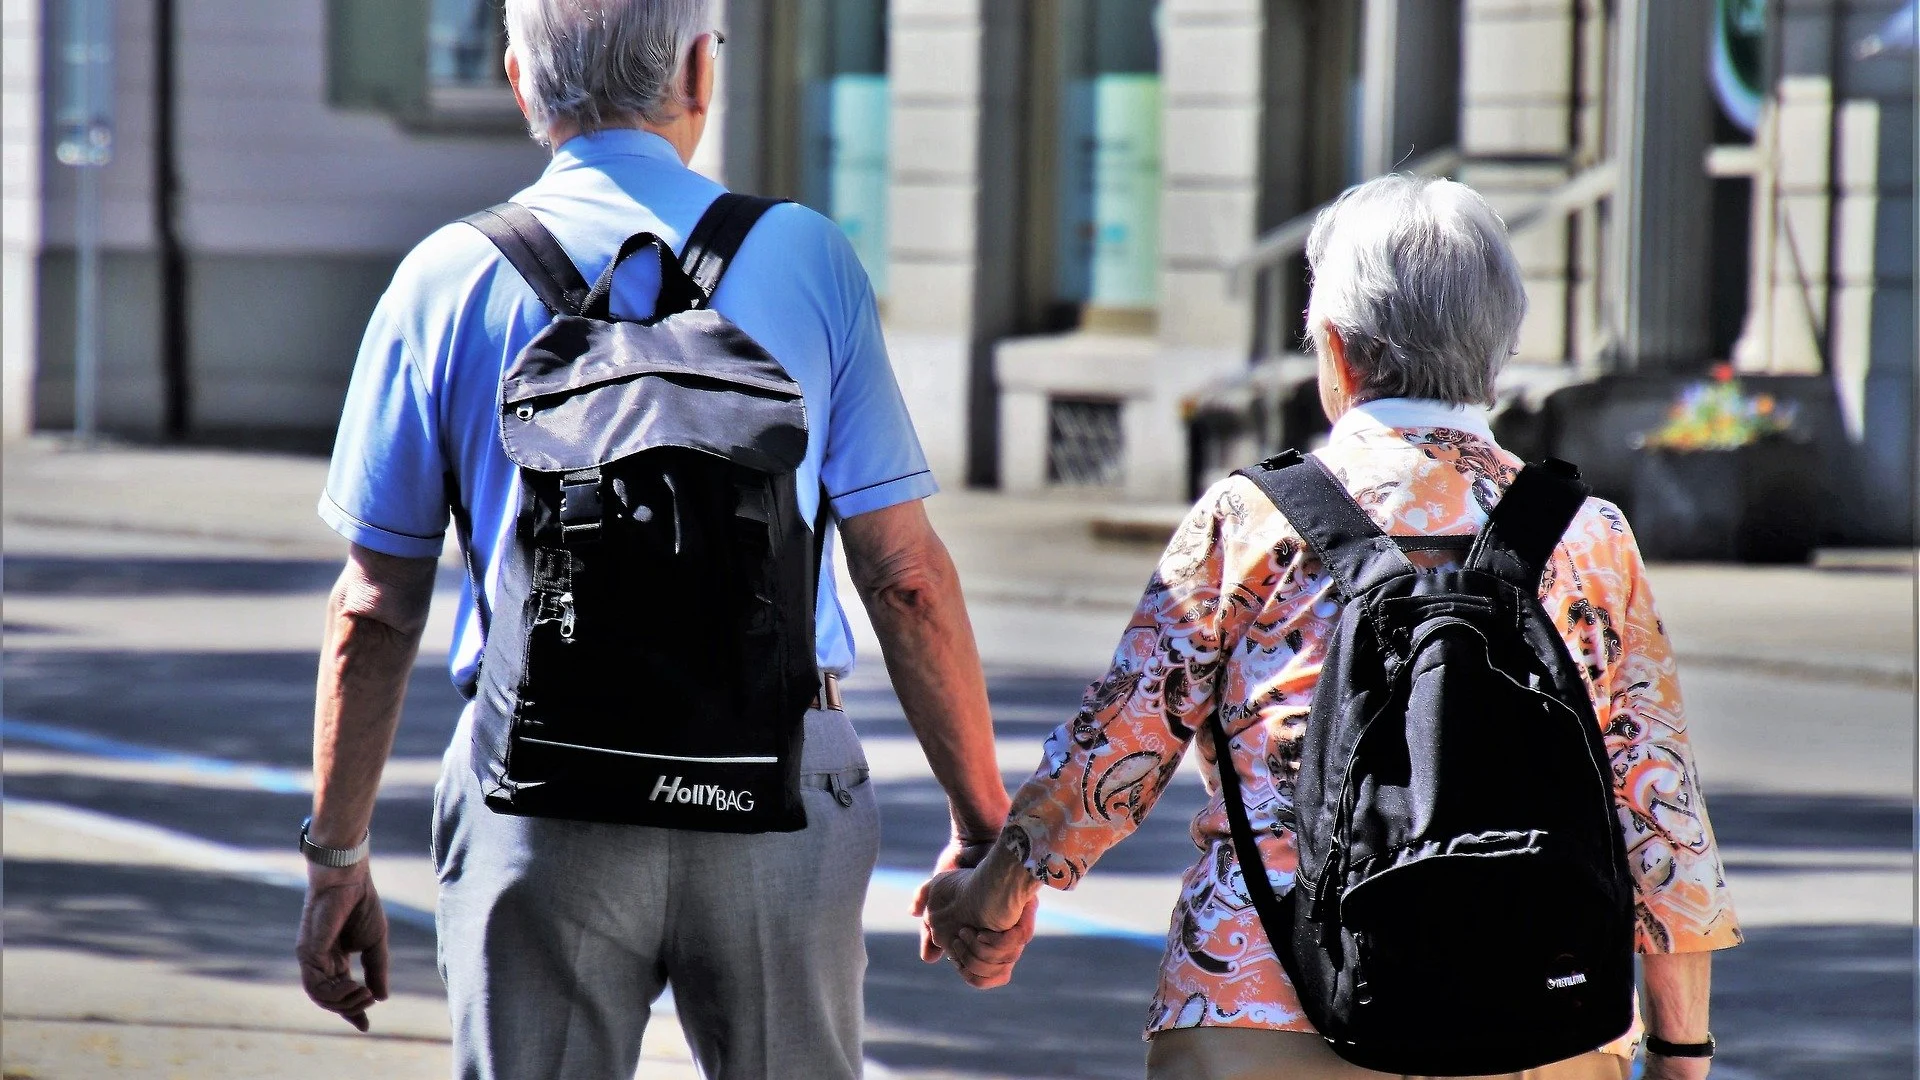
top-left (862, 560), bottom-right (948, 621)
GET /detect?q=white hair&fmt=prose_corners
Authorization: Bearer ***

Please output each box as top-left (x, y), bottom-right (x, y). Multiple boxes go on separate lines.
top-left (505, 0), bottom-right (712, 141)
top-left (1304, 174), bottom-right (1527, 407)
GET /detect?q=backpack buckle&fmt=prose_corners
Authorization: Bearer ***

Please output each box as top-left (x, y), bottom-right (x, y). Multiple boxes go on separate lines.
top-left (560, 469), bottom-right (605, 543)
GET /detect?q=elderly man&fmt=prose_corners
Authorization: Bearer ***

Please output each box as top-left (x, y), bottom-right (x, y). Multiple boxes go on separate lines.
top-left (295, 2), bottom-right (1022, 1076)
top-left (925, 175), bottom-right (1740, 1080)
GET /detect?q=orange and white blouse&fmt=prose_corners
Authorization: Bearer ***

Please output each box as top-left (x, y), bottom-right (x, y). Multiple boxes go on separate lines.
top-left (1003, 398), bottom-right (1742, 1056)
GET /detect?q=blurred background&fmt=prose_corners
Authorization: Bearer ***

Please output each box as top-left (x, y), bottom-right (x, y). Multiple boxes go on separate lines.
top-left (1, 1), bottom-right (1915, 1078)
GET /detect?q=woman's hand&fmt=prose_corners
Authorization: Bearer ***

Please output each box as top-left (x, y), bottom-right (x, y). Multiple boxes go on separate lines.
top-left (913, 854), bottom-right (1039, 988)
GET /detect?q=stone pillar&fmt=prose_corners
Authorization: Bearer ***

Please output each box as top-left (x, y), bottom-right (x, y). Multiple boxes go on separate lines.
top-left (1458, 0), bottom-right (1581, 367)
top-left (1145, 0), bottom-right (1264, 500)
top-left (2, 0), bottom-right (41, 439)
top-left (1609, 0), bottom-right (1713, 370)
top-left (882, 0), bottom-right (982, 488)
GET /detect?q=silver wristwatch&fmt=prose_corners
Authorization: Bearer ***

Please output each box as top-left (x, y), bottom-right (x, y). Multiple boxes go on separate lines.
top-left (299, 816), bottom-right (371, 867)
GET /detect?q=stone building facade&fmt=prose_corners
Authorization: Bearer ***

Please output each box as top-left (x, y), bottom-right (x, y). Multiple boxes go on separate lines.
top-left (6, 0), bottom-right (1913, 539)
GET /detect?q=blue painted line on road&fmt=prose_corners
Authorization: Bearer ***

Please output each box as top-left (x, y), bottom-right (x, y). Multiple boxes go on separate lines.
top-left (5, 716), bottom-right (1170, 948)
top-left (2, 717), bottom-right (310, 795)
top-left (870, 867), bottom-right (1166, 948)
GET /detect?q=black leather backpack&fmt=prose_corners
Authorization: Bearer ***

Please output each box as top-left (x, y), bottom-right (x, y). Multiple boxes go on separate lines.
top-left (1212, 450), bottom-right (1636, 1074)
top-left (454, 194), bottom-right (821, 834)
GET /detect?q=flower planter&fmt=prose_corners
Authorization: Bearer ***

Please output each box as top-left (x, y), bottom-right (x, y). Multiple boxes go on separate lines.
top-left (1628, 437), bottom-right (1819, 563)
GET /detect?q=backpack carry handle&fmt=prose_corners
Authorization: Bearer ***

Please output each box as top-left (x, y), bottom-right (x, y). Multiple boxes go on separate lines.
top-left (580, 231), bottom-right (706, 321)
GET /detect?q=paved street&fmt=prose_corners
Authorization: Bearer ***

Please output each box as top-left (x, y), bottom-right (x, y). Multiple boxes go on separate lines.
top-left (3, 441), bottom-right (1915, 1079)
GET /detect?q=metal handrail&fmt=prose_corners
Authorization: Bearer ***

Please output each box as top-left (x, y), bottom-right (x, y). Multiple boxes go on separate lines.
top-left (1228, 146), bottom-right (1463, 293)
top-left (1501, 160), bottom-right (1618, 234)
top-left (1235, 153), bottom-right (1621, 363)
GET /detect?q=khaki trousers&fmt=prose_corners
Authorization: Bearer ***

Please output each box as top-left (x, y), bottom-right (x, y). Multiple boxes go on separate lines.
top-left (1147, 1029), bottom-right (1632, 1080)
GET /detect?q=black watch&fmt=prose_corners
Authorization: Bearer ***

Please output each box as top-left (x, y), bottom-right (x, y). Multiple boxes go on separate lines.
top-left (1645, 1033), bottom-right (1715, 1058)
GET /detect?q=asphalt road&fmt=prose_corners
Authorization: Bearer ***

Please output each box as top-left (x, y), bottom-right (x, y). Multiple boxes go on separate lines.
top-left (3, 467), bottom-right (1915, 1079)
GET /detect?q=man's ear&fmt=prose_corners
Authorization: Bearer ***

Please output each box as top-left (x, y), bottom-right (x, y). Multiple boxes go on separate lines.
top-left (686, 34), bottom-right (715, 115)
top-left (505, 47), bottom-right (533, 123)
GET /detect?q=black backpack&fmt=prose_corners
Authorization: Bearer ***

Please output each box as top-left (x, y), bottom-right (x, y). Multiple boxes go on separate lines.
top-left (1211, 450), bottom-right (1636, 1075)
top-left (453, 193), bottom-right (822, 834)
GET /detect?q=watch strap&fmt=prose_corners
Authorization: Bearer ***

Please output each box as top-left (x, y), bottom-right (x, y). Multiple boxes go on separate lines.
top-left (300, 816), bottom-right (371, 867)
top-left (1645, 1033), bottom-right (1716, 1058)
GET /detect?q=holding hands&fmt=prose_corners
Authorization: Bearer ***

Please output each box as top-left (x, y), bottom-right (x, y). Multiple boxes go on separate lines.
top-left (912, 834), bottom-right (1039, 989)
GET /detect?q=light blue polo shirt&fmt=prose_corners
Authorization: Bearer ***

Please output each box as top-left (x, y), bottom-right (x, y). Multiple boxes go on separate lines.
top-left (321, 129), bottom-right (937, 688)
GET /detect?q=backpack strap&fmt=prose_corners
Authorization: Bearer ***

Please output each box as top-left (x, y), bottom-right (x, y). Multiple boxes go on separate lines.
top-left (1234, 450), bottom-right (1416, 601)
top-left (462, 203), bottom-right (593, 317)
top-left (1464, 458), bottom-right (1590, 590)
top-left (678, 193), bottom-right (789, 307)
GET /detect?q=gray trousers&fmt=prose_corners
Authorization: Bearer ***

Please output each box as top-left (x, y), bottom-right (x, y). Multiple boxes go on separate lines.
top-left (433, 709), bottom-right (880, 1080)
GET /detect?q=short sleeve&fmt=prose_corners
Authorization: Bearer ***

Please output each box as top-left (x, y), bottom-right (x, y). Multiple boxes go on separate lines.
top-left (319, 294), bottom-right (449, 560)
top-left (818, 254), bottom-right (937, 520)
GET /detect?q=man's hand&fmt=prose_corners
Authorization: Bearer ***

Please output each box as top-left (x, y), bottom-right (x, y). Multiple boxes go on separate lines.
top-left (914, 866), bottom-right (1037, 989)
top-left (296, 861), bottom-right (390, 1031)
top-left (1643, 1054), bottom-right (1711, 1080)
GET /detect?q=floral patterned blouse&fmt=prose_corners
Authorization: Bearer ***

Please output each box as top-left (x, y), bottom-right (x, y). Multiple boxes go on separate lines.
top-left (1002, 398), bottom-right (1743, 1056)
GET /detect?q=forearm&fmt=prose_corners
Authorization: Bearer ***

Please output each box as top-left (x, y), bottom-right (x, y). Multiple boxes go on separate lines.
top-left (1642, 951), bottom-right (1712, 1042)
top-left (859, 541), bottom-right (1006, 838)
top-left (309, 580), bottom-right (428, 849)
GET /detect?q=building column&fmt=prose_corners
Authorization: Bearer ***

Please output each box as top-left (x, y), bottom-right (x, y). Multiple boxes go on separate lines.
top-left (881, 0), bottom-right (984, 488)
top-left (1609, 0), bottom-right (1713, 370)
top-left (1144, 0), bottom-right (1264, 500)
top-left (3, 0), bottom-right (41, 440)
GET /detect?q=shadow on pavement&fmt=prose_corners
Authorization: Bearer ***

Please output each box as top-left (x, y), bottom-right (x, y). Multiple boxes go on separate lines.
top-left (1, 555), bottom-right (469, 598)
top-left (2, 860), bottom-right (444, 999)
top-left (1713, 923), bottom-right (1917, 1080)
top-left (2, 650), bottom-right (467, 767)
top-left (4, 556), bottom-right (346, 597)
top-left (863, 930), bottom-right (1162, 1079)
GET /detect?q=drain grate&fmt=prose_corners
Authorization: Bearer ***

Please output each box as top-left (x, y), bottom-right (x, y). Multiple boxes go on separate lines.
top-left (1047, 398), bottom-right (1124, 487)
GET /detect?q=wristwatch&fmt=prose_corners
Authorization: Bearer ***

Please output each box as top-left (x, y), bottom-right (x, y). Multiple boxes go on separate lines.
top-left (1645, 1033), bottom-right (1716, 1058)
top-left (299, 816), bottom-right (371, 867)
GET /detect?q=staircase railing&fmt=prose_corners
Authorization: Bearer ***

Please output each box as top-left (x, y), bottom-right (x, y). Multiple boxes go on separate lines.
top-left (1228, 151), bottom-right (1620, 367)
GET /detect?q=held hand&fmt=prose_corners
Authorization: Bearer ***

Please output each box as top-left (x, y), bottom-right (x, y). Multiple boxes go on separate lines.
top-left (296, 861), bottom-right (390, 1032)
top-left (913, 867), bottom-right (1037, 988)
top-left (908, 835), bottom-right (997, 963)
top-left (1643, 1055), bottom-right (1712, 1080)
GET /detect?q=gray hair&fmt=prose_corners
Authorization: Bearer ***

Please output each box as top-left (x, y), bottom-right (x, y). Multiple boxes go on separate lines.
top-left (1304, 174), bottom-right (1526, 407)
top-left (505, 0), bottom-right (712, 141)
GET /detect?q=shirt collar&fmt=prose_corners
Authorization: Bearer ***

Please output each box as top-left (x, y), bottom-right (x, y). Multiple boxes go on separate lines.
top-left (1328, 397), bottom-right (1497, 444)
top-left (546, 129), bottom-right (683, 175)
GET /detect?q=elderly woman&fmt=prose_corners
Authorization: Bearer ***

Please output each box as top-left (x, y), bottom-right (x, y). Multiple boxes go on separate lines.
top-left (921, 175), bottom-right (1740, 1080)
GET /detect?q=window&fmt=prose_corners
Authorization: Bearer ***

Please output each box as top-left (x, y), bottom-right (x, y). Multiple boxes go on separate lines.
top-left (758, 0), bottom-right (892, 294)
top-left (328, 0), bottom-right (520, 131)
top-left (1022, 0), bottom-right (1162, 334)
top-left (1047, 398), bottom-right (1125, 487)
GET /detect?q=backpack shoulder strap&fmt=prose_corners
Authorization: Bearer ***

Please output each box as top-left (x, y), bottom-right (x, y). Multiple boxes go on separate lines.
top-left (679, 193), bottom-right (790, 307)
top-left (1234, 450), bottom-right (1415, 600)
top-left (1465, 458), bottom-right (1591, 590)
top-left (462, 203), bottom-right (592, 317)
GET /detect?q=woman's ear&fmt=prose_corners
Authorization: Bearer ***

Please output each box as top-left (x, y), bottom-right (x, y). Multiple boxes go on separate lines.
top-left (1325, 327), bottom-right (1361, 401)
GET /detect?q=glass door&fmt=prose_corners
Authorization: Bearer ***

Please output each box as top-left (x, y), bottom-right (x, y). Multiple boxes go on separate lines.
top-left (768, 0), bottom-right (891, 294)
top-left (1023, 0), bottom-right (1163, 334)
